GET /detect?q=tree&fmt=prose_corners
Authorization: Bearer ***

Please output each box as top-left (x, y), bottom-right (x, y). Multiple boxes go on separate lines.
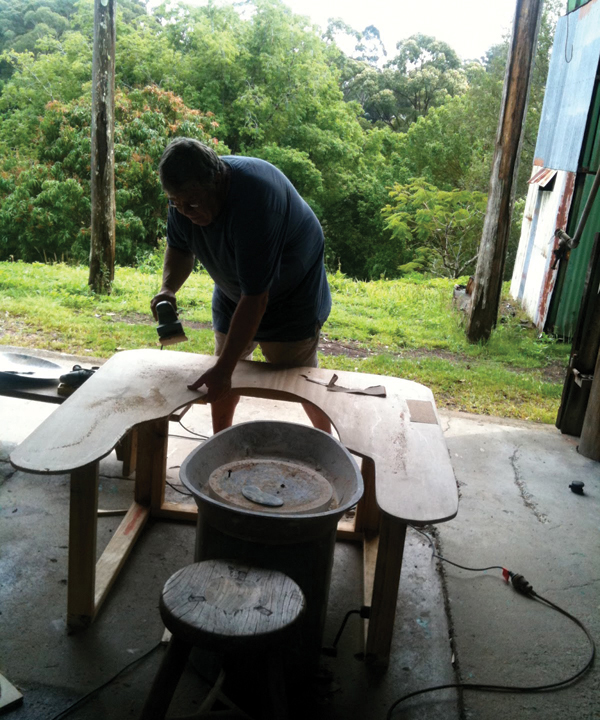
top-left (337, 33), bottom-right (468, 131)
top-left (382, 179), bottom-right (488, 279)
top-left (0, 86), bottom-right (225, 264)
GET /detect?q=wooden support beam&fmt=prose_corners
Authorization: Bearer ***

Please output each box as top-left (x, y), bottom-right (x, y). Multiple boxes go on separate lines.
top-left (153, 501), bottom-right (197, 522)
top-left (67, 462), bottom-right (99, 630)
top-left (89, 0), bottom-right (116, 294)
top-left (94, 501), bottom-right (150, 610)
top-left (467, 0), bottom-right (543, 343)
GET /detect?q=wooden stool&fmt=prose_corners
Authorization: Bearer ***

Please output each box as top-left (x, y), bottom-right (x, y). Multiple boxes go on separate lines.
top-left (139, 560), bottom-right (306, 720)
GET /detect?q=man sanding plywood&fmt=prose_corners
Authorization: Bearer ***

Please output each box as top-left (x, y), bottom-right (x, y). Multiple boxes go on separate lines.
top-left (151, 139), bottom-right (332, 434)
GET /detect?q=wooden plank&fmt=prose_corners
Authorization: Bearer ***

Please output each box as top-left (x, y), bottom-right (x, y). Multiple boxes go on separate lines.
top-left (365, 518), bottom-right (407, 666)
top-left (153, 501), bottom-right (197, 522)
top-left (0, 673), bottom-right (23, 713)
top-left (94, 502), bottom-right (150, 610)
top-left (67, 463), bottom-right (99, 630)
top-left (336, 516), bottom-right (362, 542)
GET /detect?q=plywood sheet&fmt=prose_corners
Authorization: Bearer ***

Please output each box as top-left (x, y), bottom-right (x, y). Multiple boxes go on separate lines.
top-left (10, 349), bottom-right (458, 525)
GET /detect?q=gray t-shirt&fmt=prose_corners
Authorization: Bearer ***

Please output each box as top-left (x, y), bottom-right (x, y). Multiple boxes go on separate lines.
top-left (166, 156), bottom-right (331, 342)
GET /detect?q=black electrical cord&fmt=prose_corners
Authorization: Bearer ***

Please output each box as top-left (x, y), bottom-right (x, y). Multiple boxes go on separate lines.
top-left (177, 418), bottom-right (209, 440)
top-left (166, 479), bottom-right (193, 496)
top-left (49, 641), bottom-right (163, 720)
top-left (385, 528), bottom-right (597, 719)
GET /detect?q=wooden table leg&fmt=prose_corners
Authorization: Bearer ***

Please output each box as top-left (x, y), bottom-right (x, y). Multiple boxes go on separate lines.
top-left (67, 462), bottom-right (99, 630)
top-left (115, 427), bottom-right (138, 477)
top-left (354, 456), bottom-right (380, 534)
top-left (135, 418), bottom-right (169, 515)
top-left (364, 516), bottom-right (407, 666)
top-left (67, 463), bottom-right (151, 630)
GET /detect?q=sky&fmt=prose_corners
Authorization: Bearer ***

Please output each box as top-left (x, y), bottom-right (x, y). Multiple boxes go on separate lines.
top-left (282, 0), bottom-right (518, 61)
top-left (148, 0), bottom-right (520, 62)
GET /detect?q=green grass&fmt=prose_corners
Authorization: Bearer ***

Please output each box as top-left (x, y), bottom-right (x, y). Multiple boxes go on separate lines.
top-left (0, 261), bottom-right (570, 424)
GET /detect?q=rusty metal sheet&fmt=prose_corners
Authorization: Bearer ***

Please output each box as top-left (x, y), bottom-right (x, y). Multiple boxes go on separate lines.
top-left (538, 172), bottom-right (577, 327)
top-left (510, 170), bottom-right (577, 329)
top-left (528, 167), bottom-right (557, 186)
top-left (554, 171), bottom-right (600, 337)
top-left (534, 0), bottom-right (600, 172)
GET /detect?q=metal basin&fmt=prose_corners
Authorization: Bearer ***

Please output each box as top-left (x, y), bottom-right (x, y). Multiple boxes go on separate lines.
top-left (180, 421), bottom-right (363, 544)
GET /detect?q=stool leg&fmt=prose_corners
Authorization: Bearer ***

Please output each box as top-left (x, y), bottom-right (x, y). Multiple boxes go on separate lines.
top-left (265, 650), bottom-right (289, 720)
top-left (139, 636), bottom-right (192, 720)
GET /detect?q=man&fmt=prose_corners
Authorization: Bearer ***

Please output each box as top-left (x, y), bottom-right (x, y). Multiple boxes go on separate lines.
top-left (151, 137), bottom-right (332, 434)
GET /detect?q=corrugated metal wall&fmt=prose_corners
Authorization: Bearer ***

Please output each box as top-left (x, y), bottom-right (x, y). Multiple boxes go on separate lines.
top-left (511, 0), bottom-right (600, 338)
top-left (533, 1), bottom-right (600, 172)
top-left (568, 0), bottom-right (593, 12)
top-left (551, 174), bottom-right (600, 337)
top-left (549, 30), bottom-right (600, 337)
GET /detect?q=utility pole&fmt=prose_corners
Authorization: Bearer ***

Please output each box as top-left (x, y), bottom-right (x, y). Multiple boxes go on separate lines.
top-left (89, 0), bottom-right (116, 295)
top-left (466, 0), bottom-right (543, 343)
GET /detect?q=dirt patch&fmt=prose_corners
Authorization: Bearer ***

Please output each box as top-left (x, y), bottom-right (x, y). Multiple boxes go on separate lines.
top-left (318, 336), bottom-right (566, 384)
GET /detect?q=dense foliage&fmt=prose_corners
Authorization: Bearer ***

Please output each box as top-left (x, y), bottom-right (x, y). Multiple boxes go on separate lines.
top-left (0, 0), bottom-right (561, 278)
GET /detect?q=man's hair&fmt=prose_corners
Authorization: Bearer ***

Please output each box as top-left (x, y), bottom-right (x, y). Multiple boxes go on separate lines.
top-left (159, 138), bottom-right (226, 193)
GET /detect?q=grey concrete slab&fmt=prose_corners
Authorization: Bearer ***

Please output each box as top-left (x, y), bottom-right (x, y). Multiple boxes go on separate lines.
top-left (0, 348), bottom-right (458, 720)
top-left (438, 412), bottom-right (600, 720)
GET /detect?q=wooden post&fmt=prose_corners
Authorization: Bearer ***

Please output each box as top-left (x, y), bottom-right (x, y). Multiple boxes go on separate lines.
top-left (466, 0), bottom-right (543, 343)
top-left (89, 0), bottom-right (116, 295)
top-left (578, 345), bottom-right (600, 461)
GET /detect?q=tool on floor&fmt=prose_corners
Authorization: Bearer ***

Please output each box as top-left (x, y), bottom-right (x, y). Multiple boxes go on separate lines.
top-left (155, 301), bottom-right (188, 348)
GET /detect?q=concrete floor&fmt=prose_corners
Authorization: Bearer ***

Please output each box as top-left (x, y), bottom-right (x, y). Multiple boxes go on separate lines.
top-left (1, 347), bottom-right (599, 720)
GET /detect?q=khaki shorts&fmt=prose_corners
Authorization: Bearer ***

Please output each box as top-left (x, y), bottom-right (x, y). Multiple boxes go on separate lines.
top-left (214, 328), bottom-right (320, 368)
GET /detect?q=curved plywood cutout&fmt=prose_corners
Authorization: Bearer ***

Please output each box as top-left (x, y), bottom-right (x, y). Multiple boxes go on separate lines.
top-left (10, 349), bottom-right (457, 524)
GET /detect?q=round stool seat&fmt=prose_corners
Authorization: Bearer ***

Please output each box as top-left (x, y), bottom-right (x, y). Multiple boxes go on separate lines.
top-left (160, 560), bottom-right (305, 653)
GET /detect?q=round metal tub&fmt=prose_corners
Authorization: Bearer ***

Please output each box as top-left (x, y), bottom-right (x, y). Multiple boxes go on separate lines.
top-left (180, 421), bottom-right (363, 665)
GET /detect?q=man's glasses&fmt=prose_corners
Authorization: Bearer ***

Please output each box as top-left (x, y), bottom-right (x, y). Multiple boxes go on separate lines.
top-left (169, 199), bottom-right (200, 210)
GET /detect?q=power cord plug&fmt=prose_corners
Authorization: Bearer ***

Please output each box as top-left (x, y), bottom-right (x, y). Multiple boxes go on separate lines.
top-left (509, 572), bottom-right (535, 597)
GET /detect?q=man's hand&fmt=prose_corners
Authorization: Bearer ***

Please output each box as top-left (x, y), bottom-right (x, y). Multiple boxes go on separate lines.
top-left (188, 363), bottom-right (232, 403)
top-left (151, 245), bottom-right (195, 319)
top-left (150, 290), bottom-right (177, 321)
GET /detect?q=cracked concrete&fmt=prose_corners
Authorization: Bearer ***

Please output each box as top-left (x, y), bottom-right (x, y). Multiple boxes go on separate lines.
top-left (509, 446), bottom-right (548, 523)
top-left (439, 411), bottom-right (600, 720)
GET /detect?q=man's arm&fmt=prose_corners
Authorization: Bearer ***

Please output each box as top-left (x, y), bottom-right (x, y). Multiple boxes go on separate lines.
top-left (150, 245), bottom-right (195, 319)
top-left (188, 290), bottom-right (269, 401)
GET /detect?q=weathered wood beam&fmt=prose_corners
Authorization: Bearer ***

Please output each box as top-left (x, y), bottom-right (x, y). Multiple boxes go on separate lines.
top-left (89, 0), bottom-right (116, 295)
top-left (467, 0), bottom-right (543, 343)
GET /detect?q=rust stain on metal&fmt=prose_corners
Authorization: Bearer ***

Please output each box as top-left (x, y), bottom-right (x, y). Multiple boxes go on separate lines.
top-left (528, 167), bottom-right (557, 186)
top-left (580, 0), bottom-right (598, 19)
top-left (538, 171), bottom-right (577, 326)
